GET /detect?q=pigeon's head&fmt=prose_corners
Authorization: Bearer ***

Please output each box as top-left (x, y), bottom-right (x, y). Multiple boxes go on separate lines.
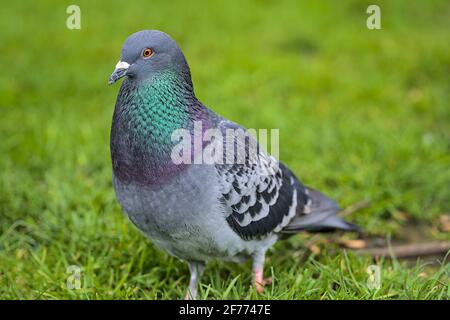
top-left (109, 30), bottom-right (191, 85)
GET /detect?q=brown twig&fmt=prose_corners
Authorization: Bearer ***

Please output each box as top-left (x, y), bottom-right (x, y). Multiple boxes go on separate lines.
top-left (354, 241), bottom-right (450, 259)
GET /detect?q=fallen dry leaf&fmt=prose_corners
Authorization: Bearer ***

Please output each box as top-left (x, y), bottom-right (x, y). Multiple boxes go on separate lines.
top-left (340, 239), bottom-right (367, 249)
top-left (308, 244), bottom-right (321, 255)
top-left (419, 272), bottom-right (428, 278)
top-left (439, 214), bottom-right (450, 232)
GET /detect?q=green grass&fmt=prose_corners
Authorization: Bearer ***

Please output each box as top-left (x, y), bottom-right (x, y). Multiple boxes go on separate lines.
top-left (0, 0), bottom-right (449, 299)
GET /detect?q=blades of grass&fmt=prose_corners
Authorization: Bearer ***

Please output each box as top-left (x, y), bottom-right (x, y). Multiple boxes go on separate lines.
top-left (222, 275), bottom-right (240, 299)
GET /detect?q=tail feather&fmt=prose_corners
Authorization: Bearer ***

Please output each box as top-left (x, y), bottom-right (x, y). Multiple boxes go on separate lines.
top-left (282, 187), bottom-right (360, 233)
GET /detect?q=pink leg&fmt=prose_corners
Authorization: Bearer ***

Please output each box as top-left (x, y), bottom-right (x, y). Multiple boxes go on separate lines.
top-left (253, 251), bottom-right (272, 294)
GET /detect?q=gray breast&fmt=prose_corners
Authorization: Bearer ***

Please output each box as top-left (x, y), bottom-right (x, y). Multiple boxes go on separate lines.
top-left (113, 164), bottom-right (277, 262)
top-left (113, 164), bottom-right (227, 260)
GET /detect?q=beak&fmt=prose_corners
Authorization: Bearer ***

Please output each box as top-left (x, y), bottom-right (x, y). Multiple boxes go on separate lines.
top-left (108, 61), bottom-right (130, 85)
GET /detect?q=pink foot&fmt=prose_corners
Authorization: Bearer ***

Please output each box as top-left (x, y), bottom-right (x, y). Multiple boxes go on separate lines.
top-left (254, 269), bottom-right (272, 293)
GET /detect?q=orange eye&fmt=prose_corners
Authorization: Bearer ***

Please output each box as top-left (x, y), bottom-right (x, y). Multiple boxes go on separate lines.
top-left (142, 48), bottom-right (153, 58)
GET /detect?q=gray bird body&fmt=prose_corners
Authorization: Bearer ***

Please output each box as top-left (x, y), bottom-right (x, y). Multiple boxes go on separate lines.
top-left (113, 163), bottom-right (277, 263)
top-left (109, 30), bottom-right (359, 298)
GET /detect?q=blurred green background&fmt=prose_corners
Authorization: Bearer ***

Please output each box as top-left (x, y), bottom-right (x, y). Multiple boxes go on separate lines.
top-left (0, 0), bottom-right (449, 299)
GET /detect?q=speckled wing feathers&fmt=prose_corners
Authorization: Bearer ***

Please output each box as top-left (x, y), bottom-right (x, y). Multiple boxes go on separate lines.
top-left (216, 120), bottom-right (310, 240)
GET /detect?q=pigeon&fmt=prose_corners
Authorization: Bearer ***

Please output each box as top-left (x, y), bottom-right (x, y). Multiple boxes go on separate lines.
top-left (108, 30), bottom-right (359, 299)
